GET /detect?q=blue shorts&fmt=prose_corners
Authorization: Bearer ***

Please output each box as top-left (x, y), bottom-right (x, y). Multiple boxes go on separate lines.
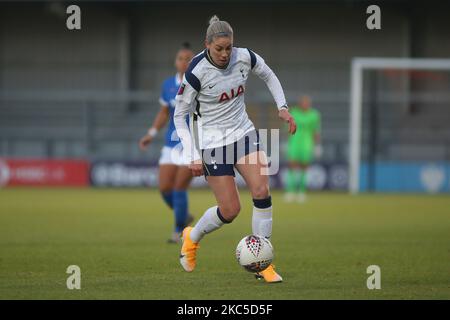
top-left (201, 130), bottom-right (262, 177)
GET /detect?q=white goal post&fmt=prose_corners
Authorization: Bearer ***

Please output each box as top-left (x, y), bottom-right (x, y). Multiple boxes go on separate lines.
top-left (349, 57), bottom-right (450, 194)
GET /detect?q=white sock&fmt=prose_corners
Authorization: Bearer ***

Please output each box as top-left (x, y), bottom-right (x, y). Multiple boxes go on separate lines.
top-left (190, 206), bottom-right (225, 243)
top-left (252, 206), bottom-right (272, 239)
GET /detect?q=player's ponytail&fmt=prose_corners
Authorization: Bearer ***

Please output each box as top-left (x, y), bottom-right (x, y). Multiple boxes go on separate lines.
top-left (209, 15), bottom-right (220, 25)
top-left (206, 15), bottom-right (233, 43)
top-left (181, 42), bottom-right (191, 50)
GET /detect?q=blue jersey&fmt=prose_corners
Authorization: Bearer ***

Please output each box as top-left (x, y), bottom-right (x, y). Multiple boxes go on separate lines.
top-left (159, 75), bottom-right (188, 148)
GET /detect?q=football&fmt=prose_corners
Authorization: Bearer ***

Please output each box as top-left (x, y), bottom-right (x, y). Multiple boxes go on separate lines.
top-left (235, 235), bottom-right (274, 273)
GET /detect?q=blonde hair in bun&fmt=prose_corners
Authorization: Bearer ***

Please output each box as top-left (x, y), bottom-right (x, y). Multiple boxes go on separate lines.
top-left (206, 15), bottom-right (233, 43)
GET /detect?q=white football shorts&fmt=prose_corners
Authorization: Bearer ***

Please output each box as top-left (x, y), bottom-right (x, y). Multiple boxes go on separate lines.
top-left (158, 145), bottom-right (190, 166)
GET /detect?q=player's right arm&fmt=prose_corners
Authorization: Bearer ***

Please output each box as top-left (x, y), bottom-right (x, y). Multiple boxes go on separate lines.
top-left (174, 74), bottom-right (203, 176)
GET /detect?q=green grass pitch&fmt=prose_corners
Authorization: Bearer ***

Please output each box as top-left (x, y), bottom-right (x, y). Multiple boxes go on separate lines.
top-left (0, 188), bottom-right (449, 299)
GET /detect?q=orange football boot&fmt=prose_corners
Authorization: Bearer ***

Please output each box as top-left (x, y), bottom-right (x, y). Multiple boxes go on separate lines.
top-left (179, 227), bottom-right (200, 272)
top-left (255, 264), bottom-right (283, 283)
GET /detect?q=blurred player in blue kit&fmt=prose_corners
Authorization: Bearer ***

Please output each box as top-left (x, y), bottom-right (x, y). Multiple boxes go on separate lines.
top-left (139, 43), bottom-right (195, 243)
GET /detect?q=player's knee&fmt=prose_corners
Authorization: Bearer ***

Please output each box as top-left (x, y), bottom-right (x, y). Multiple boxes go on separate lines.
top-left (173, 185), bottom-right (187, 192)
top-left (219, 202), bottom-right (241, 222)
top-left (159, 185), bottom-right (173, 194)
top-left (173, 181), bottom-right (189, 191)
top-left (252, 184), bottom-right (270, 199)
top-left (173, 175), bottom-right (191, 191)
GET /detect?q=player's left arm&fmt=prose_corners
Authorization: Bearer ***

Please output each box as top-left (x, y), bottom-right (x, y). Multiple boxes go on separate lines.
top-left (249, 49), bottom-right (296, 135)
top-left (314, 112), bottom-right (323, 158)
top-left (314, 111), bottom-right (321, 144)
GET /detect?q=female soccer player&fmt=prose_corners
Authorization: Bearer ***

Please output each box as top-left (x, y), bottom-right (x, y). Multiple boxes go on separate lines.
top-left (139, 43), bottom-right (195, 243)
top-left (174, 16), bottom-right (296, 283)
top-left (284, 95), bottom-right (322, 203)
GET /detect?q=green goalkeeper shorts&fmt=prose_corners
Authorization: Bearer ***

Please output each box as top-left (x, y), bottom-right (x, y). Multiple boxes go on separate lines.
top-left (287, 145), bottom-right (313, 164)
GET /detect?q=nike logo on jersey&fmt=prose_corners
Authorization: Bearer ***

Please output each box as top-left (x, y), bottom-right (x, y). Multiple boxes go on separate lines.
top-left (208, 84), bottom-right (217, 89)
top-left (219, 85), bottom-right (245, 102)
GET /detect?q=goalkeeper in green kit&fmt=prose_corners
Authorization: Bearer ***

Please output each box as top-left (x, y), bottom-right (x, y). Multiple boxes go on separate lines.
top-left (284, 95), bottom-right (322, 203)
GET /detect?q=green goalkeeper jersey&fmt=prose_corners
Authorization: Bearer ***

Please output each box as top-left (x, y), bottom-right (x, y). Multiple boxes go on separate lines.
top-left (287, 107), bottom-right (321, 163)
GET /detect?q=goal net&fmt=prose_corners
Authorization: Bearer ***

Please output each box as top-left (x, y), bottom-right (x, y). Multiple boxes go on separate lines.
top-left (349, 58), bottom-right (450, 194)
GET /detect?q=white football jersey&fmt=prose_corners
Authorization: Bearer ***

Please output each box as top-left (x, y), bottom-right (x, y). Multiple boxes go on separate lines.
top-left (174, 47), bottom-right (287, 162)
